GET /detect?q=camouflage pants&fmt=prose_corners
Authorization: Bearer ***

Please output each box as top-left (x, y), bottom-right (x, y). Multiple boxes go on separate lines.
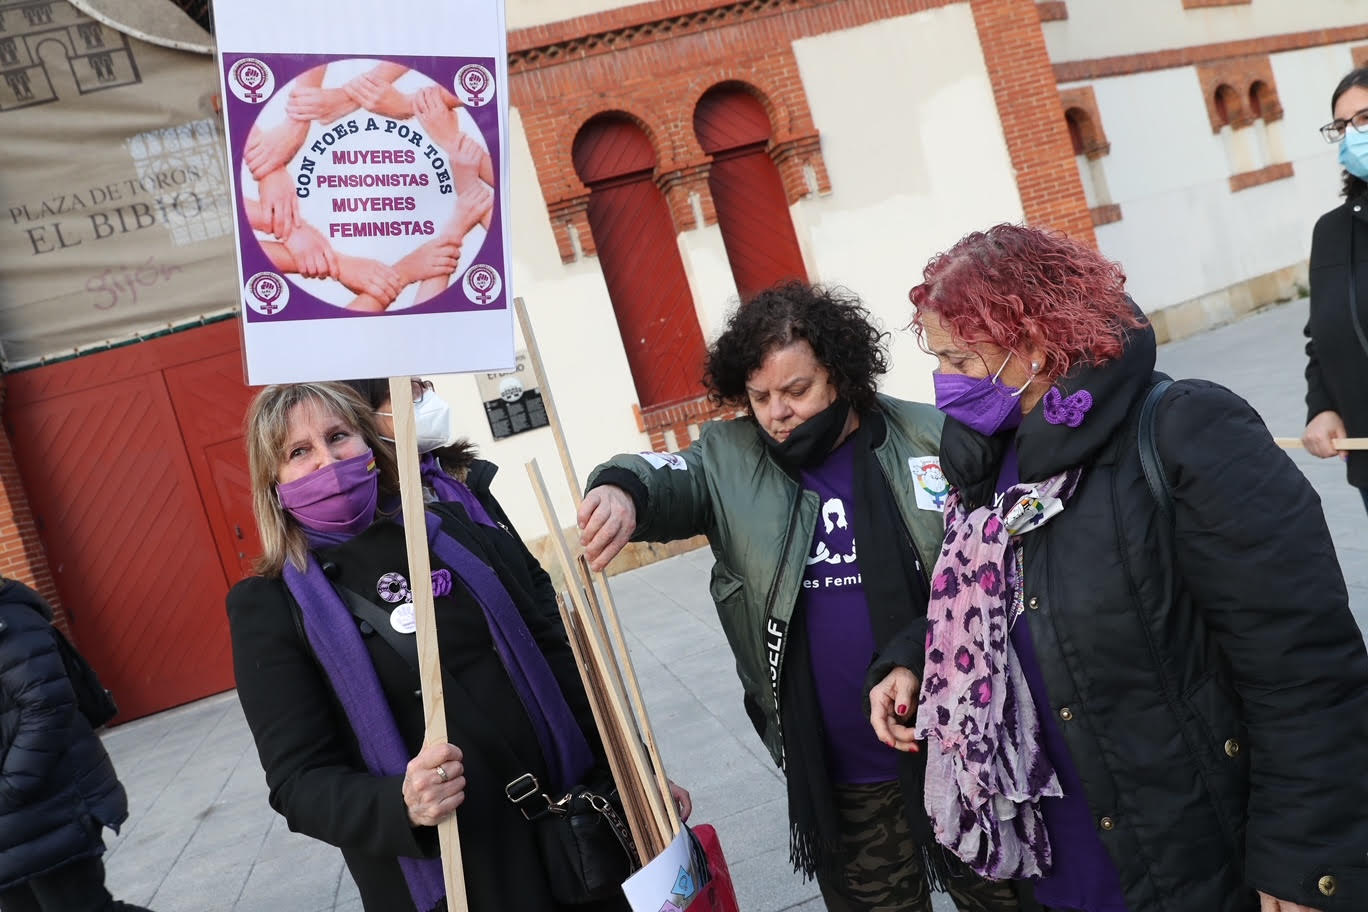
top-left (816, 780), bottom-right (1022, 912)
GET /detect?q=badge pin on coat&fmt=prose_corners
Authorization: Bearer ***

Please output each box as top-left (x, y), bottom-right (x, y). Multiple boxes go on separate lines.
top-left (377, 571), bottom-right (417, 634)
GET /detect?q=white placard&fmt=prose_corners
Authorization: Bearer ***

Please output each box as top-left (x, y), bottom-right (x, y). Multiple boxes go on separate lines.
top-left (212, 0), bottom-right (514, 383)
top-left (622, 826), bottom-right (705, 912)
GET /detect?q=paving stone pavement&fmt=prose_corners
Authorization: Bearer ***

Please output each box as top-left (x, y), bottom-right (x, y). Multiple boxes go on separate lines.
top-left (97, 299), bottom-right (1364, 911)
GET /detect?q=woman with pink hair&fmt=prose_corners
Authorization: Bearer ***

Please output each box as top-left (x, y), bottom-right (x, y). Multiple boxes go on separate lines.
top-left (866, 224), bottom-right (1368, 912)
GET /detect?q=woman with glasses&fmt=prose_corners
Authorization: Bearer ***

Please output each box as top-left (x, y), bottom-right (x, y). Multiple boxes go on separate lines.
top-left (1305, 67), bottom-right (1368, 515)
top-left (873, 223), bottom-right (1368, 912)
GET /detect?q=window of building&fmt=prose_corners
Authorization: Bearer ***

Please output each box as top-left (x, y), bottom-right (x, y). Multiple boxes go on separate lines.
top-left (693, 84), bottom-right (808, 302)
top-left (1059, 86), bottom-right (1120, 227)
top-left (572, 115), bottom-right (708, 410)
top-left (1197, 59), bottom-right (1294, 192)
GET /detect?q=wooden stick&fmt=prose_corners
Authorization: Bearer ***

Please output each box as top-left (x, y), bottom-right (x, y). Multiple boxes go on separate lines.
top-left (527, 460), bottom-right (663, 856)
top-left (577, 557), bottom-right (630, 716)
top-left (515, 297), bottom-right (682, 836)
top-left (573, 555), bottom-right (673, 840)
top-left (514, 297), bottom-right (584, 511)
top-left (388, 377), bottom-right (468, 911)
top-left (1274, 437), bottom-right (1368, 451)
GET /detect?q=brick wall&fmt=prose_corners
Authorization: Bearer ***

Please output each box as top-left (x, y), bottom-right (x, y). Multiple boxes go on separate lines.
top-left (0, 379), bottom-right (63, 630)
top-left (509, 0), bottom-right (1096, 261)
top-left (970, 0), bottom-right (1096, 244)
top-left (509, 0), bottom-right (852, 264)
top-left (1055, 24), bottom-right (1368, 82)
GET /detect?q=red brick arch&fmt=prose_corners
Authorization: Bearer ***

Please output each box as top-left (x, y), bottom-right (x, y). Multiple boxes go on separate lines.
top-left (1058, 85), bottom-right (1109, 158)
top-left (1196, 56), bottom-right (1280, 132)
top-left (509, 0), bottom-right (1095, 261)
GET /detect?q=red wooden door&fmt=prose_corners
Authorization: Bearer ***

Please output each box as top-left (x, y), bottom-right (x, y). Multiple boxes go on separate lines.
top-left (165, 353), bottom-right (262, 582)
top-left (5, 373), bottom-right (235, 721)
top-left (574, 117), bottom-right (707, 409)
top-left (205, 437), bottom-right (260, 580)
top-left (5, 321), bottom-right (254, 721)
top-left (585, 179), bottom-right (708, 408)
top-left (695, 86), bottom-right (807, 301)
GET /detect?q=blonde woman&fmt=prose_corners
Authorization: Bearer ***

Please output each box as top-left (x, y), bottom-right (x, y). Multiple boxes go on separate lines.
top-left (228, 382), bottom-right (684, 911)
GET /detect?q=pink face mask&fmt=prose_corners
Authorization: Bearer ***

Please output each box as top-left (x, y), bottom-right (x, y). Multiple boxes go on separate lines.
top-left (276, 449), bottom-right (378, 537)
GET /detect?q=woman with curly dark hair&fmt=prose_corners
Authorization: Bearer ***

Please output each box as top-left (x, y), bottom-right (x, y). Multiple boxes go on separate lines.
top-left (870, 223), bottom-right (1368, 912)
top-left (578, 282), bottom-right (1020, 912)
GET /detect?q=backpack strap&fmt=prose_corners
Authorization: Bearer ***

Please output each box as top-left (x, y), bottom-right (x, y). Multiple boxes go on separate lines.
top-left (1138, 379), bottom-right (1176, 519)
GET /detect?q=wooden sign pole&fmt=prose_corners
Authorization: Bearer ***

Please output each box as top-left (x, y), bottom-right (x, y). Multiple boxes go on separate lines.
top-left (388, 377), bottom-right (469, 911)
top-left (1274, 437), bottom-right (1368, 450)
top-left (514, 298), bottom-right (682, 836)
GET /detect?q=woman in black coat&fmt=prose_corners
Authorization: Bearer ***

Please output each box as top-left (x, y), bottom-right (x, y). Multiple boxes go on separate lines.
top-left (228, 382), bottom-right (685, 912)
top-left (866, 224), bottom-right (1368, 912)
top-left (0, 578), bottom-right (146, 912)
top-left (1303, 67), bottom-right (1368, 514)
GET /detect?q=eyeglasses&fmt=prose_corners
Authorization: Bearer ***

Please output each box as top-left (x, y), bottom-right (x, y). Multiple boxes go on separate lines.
top-left (1320, 107), bottom-right (1368, 142)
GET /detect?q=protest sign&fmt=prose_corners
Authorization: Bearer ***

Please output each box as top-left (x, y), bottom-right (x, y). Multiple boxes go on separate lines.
top-left (214, 0), bottom-right (513, 383)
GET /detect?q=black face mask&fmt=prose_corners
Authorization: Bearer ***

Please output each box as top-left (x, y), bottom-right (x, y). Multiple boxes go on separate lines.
top-left (760, 399), bottom-right (852, 469)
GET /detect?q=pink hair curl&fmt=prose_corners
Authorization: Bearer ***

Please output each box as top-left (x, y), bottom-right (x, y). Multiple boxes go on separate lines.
top-left (909, 223), bottom-right (1143, 381)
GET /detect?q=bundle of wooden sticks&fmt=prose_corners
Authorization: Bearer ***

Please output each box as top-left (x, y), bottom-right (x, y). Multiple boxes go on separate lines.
top-left (527, 460), bottom-right (681, 860)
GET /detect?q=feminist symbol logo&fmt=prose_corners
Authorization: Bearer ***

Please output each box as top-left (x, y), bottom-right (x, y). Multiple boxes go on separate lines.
top-left (229, 57), bottom-right (275, 104)
top-left (245, 271), bottom-right (289, 315)
top-left (463, 264), bottom-right (502, 306)
top-left (455, 64), bottom-right (494, 107)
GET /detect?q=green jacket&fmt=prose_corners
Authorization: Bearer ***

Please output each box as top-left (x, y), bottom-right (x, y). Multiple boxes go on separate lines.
top-left (587, 395), bottom-right (945, 768)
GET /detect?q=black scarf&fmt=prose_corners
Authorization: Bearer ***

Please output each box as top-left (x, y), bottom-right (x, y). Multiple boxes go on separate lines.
top-left (765, 409), bottom-right (948, 888)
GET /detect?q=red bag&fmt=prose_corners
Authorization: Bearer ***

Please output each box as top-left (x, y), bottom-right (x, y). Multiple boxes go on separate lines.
top-left (686, 824), bottom-right (739, 912)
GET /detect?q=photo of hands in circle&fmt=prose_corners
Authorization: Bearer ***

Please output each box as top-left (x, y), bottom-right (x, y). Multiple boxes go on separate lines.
top-left (240, 59), bottom-right (496, 313)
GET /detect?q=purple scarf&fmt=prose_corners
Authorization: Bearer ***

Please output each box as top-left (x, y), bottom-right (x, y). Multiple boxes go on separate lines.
top-left (284, 511), bottom-right (594, 911)
top-left (420, 454), bottom-right (496, 529)
top-left (913, 469), bottom-right (1081, 880)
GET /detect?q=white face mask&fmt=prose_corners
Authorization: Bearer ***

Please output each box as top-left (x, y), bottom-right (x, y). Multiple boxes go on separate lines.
top-left (379, 390), bottom-right (453, 453)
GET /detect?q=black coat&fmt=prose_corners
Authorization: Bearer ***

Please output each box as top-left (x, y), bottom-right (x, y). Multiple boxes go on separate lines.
top-left (0, 580), bottom-right (128, 890)
top-left (227, 466), bottom-right (610, 912)
top-left (1306, 196), bottom-right (1368, 488)
top-left (881, 321), bottom-right (1368, 912)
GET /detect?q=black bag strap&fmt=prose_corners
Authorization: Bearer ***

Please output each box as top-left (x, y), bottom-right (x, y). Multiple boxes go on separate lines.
top-left (1138, 379), bottom-right (1176, 520)
top-left (332, 582), bottom-right (574, 818)
top-left (334, 583), bottom-right (421, 672)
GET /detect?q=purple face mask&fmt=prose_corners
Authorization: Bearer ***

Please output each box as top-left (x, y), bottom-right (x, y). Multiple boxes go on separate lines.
top-left (933, 354), bottom-right (1030, 436)
top-left (277, 449), bottom-right (379, 537)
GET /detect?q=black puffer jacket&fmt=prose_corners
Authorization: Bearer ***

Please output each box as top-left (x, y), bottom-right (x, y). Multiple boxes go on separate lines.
top-left (878, 320), bottom-right (1368, 912)
top-left (1306, 196), bottom-right (1368, 488)
top-left (0, 580), bottom-right (128, 890)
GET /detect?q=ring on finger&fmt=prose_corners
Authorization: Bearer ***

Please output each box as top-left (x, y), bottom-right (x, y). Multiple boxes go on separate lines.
top-left (434, 764), bottom-right (448, 783)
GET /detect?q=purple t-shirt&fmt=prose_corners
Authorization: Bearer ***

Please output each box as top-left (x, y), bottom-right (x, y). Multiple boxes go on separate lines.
top-left (999, 444), bottom-right (1129, 912)
top-left (797, 437), bottom-right (902, 785)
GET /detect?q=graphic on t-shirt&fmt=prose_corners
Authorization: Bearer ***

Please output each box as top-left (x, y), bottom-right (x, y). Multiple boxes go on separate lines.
top-left (804, 497), bottom-right (862, 591)
top-left (807, 497), bottom-right (857, 566)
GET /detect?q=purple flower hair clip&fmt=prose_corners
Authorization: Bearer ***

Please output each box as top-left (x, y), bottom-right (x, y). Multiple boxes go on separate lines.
top-left (1042, 387), bottom-right (1093, 428)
